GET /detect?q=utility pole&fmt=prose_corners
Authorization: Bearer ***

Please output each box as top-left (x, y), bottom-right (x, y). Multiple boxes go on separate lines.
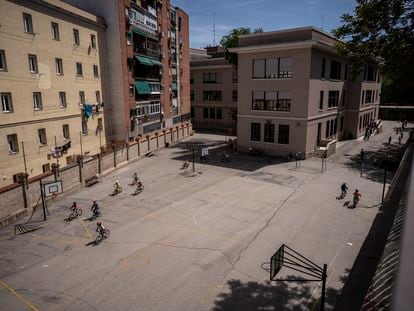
top-left (79, 131), bottom-right (83, 156)
top-left (54, 136), bottom-right (59, 180)
top-left (21, 141), bottom-right (28, 189)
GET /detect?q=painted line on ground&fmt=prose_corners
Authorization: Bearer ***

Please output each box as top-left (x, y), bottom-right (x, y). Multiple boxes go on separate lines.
top-left (0, 278), bottom-right (39, 311)
top-left (78, 217), bottom-right (94, 240)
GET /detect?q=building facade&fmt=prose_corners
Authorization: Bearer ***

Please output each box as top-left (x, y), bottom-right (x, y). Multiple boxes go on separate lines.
top-left (230, 27), bottom-right (381, 157)
top-left (64, 0), bottom-right (190, 142)
top-left (190, 47), bottom-right (237, 133)
top-left (0, 0), bottom-right (106, 186)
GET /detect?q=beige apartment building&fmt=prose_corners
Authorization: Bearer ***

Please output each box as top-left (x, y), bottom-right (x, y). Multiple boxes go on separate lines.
top-left (230, 27), bottom-right (381, 157)
top-left (0, 0), bottom-right (106, 186)
top-left (190, 46), bottom-right (237, 132)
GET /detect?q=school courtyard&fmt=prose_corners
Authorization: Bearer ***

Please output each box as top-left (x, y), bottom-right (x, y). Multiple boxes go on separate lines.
top-left (0, 121), bottom-right (410, 311)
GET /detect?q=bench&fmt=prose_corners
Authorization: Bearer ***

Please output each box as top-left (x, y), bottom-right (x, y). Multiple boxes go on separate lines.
top-left (85, 175), bottom-right (100, 187)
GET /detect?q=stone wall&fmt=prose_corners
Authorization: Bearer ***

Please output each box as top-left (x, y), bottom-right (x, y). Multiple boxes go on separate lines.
top-left (0, 124), bottom-right (193, 227)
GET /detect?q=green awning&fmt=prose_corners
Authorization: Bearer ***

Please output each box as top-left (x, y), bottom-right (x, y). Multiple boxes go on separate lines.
top-left (150, 59), bottom-right (162, 66)
top-left (131, 28), bottom-right (158, 41)
top-left (135, 55), bottom-right (153, 66)
top-left (135, 81), bottom-right (151, 94)
top-left (171, 82), bottom-right (177, 91)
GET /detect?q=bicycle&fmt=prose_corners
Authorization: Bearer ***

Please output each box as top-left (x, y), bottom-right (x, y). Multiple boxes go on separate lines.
top-left (112, 186), bottom-right (122, 195)
top-left (69, 208), bottom-right (83, 221)
top-left (95, 228), bottom-right (110, 244)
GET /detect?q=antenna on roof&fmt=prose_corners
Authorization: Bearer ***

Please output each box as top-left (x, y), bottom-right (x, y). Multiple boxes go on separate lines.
top-left (321, 14), bottom-right (324, 30)
top-left (213, 12), bottom-right (216, 46)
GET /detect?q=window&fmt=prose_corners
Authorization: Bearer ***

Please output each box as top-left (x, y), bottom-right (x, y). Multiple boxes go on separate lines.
top-left (0, 50), bottom-right (7, 71)
top-left (265, 58), bottom-right (277, 78)
top-left (191, 107), bottom-right (194, 118)
top-left (76, 62), bottom-right (83, 76)
top-left (129, 84), bottom-right (134, 96)
top-left (233, 90), bottom-right (238, 102)
top-left (364, 66), bottom-right (376, 82)
top-left (93, 65), bottom-right (99, 77)
top-left (73, 29), bottom-right (80, 45)
top-left (1, 93), bottom-right (13, 112)
top-left (253, 57), bottom-right (292, 79)
top-left (251, 91), bottom-right (291, 111)
top-left (203, 91), bottom-right (222, 101)
top-left (190, 77), bottom-right (194, 84)
top-left (38, 128), bottom-right (47, 145)
top-left (79, 91), bottom-right (85, 105)
top-left (217, 108), bottom-right (222, 120)
top-left (361, 90), bottom-right (365, 106)
top-left (203, 108), bottom-right (208, 119)
top-left (95, 91), bottom-right (101, 104)
top-left (233, 71), bottom-right (238, 83)
top-left (190, 90), bottom-right (194, 101)
top-left (63, 124), bottom-right (70, 139)
top-left (23, 13), bottom-right (33, 33)
top-left (279, 57), bottom-right (293, 78)
top-left (90, 34), bottom-right (97, 49)
top-left (7, 134), bottom-right (19, 154)
top-left (330, 61), bottom-right (341, 80)
top-left (59, 92), bottom-right (66, 108)
top-left (341, 90), bottom-right (346, 106)
top-left (209, 108), bottom-right (215, 119)
top-left (264, 122), bottom-right (275, 143)
top-left (328, 91), bottom-right (339, 108)
top-left (253, 59), bottom-right (265, 78)
top-left (278, 125), bottom-right (289, 144)
top-left (203, 72), bottom-right (221, 84)
top-left (33, 92), bottom-right (42, 110)
top-left (51, 22), bottom-right (60, 40)
top-left (340, 116), bottom-right (344, 131)
top-left (28, 54), bottom-right (38, 73)
top-left (42, 163), bottom-right (51, 173)
top-left (321, 58), bottom-right (326, 78)
top-left (97, 118), bottom-right (103, 131)
top-left (251, 123), bottom-right (261, 141)
top-left (55, 58), bottom-right (63, 75)
top-left (319, 91), bottom-right (324, 110)
top-left (365, 90), bottom-right (373, 104)
top-left (82, 117), bottom-right (88, 135)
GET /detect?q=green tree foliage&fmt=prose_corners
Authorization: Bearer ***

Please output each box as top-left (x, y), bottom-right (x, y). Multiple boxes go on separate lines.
top-left (220, 27), bottom-right (263, 67)
top-left (333, 0), bottom-right (414, 103)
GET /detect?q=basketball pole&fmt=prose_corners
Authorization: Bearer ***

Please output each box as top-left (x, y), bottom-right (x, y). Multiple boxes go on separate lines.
top-left (39, 180), bottom-right (47, 221)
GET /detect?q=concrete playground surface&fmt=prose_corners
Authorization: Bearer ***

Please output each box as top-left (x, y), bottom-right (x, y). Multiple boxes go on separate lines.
top-left (0, 121), bottom-right (407, 310)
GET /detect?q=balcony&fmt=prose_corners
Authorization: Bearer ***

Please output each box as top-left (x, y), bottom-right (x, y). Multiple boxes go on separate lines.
top-left (129, 18), bottom-right (158, 38)
top-left (134, 46), bottom-right (161, 59)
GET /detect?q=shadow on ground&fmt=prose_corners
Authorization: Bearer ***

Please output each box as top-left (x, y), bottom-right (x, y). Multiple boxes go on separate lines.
top-left (169, 140), bottom-right (287, 172)
top-left (343, 142), bottom-right (406, 184)
top-left (213, 273), bottom-right (347, 311)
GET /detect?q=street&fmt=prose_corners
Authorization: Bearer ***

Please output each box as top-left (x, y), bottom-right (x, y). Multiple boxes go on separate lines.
top-left (0, 121), bottom-right (407, 311)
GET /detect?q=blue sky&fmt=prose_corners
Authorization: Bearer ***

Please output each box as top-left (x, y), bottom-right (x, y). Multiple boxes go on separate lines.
top-left (173, 0), bottom-right (357, 48)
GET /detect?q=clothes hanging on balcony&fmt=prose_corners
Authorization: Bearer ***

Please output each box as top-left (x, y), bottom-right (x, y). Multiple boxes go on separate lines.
top-left (84, 104), bottom-right (93, 118)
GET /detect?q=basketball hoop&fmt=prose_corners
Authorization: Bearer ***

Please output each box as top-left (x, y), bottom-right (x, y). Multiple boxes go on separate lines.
top-left (52, 192), bottom-right (58, 201)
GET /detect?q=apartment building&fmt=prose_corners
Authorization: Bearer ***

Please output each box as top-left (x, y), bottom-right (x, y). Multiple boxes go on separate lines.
top-left (64, 0), bottom-right (190, 142)
top-left (190, 46), bottom-right (237, 133)
top-left (0, 0), bottom-right (106, 186)
top-left (230, 27), bottom-right (381, 157)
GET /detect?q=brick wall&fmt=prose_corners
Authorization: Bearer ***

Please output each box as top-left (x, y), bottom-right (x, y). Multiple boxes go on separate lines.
top-left (0, 124), bottom-right (192, 226)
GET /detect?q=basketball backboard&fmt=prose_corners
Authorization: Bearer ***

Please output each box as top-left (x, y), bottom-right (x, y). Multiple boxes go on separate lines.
top-left (43, 180), bottom-right (63, 197)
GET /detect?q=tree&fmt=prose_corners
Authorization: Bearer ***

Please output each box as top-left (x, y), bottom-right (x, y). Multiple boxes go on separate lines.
top-left (333, 0), bottom-right (414, 103)
top-left (220, 27), bottom-right (263, 67)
